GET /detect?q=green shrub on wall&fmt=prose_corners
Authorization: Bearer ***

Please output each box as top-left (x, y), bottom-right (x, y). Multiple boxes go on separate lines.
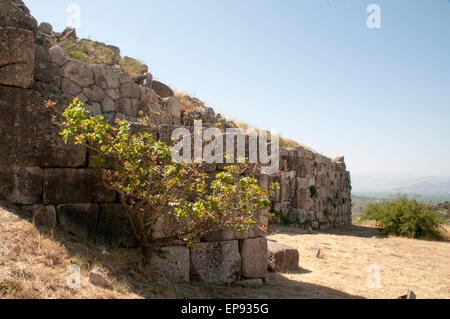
top-left (55, 98), bottom-right (278, 263)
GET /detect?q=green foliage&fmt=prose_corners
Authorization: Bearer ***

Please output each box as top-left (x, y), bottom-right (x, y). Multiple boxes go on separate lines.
top-left (361, 195), bottom-right (445, 239)
top-left (59, 98), bottom-right (275, 261)
top-left (61, 39), bottom-right (148, 76)
top-left (270, 204), bottom-right (292, 225)
top-left (309, 185), bottom-right (317, 198)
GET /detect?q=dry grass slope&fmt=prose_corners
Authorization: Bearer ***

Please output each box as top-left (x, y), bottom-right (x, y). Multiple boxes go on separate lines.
top-left (1, 204), bottom-right (449, 299)
top-left (61, 39), bottom-right (148, 77)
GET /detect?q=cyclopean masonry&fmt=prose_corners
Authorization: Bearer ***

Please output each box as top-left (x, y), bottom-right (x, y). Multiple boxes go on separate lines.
top-left (0, 0), bottom-right (351, 284)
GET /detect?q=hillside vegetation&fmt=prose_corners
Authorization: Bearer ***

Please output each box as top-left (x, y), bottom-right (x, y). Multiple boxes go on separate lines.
top-left (360, 196), bottom-right (446, 239)
top-left (60, 39), bottom-right (148, 76)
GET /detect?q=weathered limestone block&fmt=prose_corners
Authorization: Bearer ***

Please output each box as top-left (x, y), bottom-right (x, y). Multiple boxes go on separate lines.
top-left (150, 246), bottom-right (190, 282)
top-left (240, 237), bottom-right (268, 279)
top-left (141, 87), bottom-right (159, 105)
top-left (48, 46), bottom-right (69, 66)
top-left (61, 77), bottom-right (82, 95)
top-left (117, 98), bottom-right (138, 116)
top-left (21, 204), bottom-right (56, 228)
top-left (35, 31), bottom-right (52, 48)
top-left (61, 59), bottom-right (94, 88)
top-left (38, 22), bottom-right (52, 35)
top-left (0, 0), bottom-right (37, 32)
top-left (101, 96), bottom-right (115, 113)
top-left (35, 61), bottom-right (61, 86)
top-left (281, 180), bottom-right (291, 202)
top-left (120, 82), bottom-right (141, 99)
top-left (43, 169), bottom-right (116, 204)
top-left (35, 45), bottom-right (51, 62)
top-left (57, 203), bottom-right (98, 242)
top-left (92, 64), bottom-right (119, 89)
top-left (96, 204), bottom-right (138, 248)
top-left (0, 27), bottom-right (35, 88)
top-left (151, 80), bottom-right (174, 98)
top-left (118, 71), bottom-right (131, 84)
top-left (105, 88), bottom-right (120, 100)
top-left (161, 97), bottom-right (181, 118)
top-left (83, 85), bottom-right (106, 103)
top-left (267, 241), bottom-right (299, 273)
top-left (0, 167), bottom-right (42, 204)
top-left (190, 241), bottom-right (241, 284)
top-left (34, 81), bottom-right (61, 97)
top-left (0, 0), bottom-right (37, 31)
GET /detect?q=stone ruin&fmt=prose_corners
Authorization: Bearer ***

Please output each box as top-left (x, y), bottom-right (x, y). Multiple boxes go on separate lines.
top-left (0, 0), bottom-right (352, 284)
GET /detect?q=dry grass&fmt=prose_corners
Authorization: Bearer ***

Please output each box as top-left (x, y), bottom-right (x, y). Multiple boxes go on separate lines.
top-left (173, 91), bottom-right (205, 111)
top-left (1, 203), bottom-right (449, 299)
top-left (120, 56), bottom-right (148, 77)
top-left (60, 39), bottom-right (148, 77)
top-left (267, 224), bottom-right (450, 299)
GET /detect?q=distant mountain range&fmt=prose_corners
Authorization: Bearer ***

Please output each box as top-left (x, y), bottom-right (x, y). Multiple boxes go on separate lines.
top-left (352, 174), bottom-right (450, 202)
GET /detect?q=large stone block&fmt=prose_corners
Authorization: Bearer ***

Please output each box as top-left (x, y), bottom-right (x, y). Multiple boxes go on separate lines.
top-left (162, 97), bottom-right (181, 118)
top-left (151, 80), bottom-right (174, 98)
top-left (119, 82), bottom-right (141, 99)
top-left (35, 61), bottom-right (61, 86)
top-left (48, 46), bottom-right (69, 66)
top-left (0, 167), bottom-right (42, 204)
top-left (96, 204), bottom-right (138, 248)
top-left (267, 241), bottom-right (299, 273)
top-left (240, 237), bottom-right (268, 279)
top-left (92, 64), bottom-right (119, 89)
top-left (190, 241), bottom-right (241, 284)
top-left (150, 246), bottom-right (190, 283)
top-left (43, 169), bottom-right (116, 204)
top-left (116, 98), bottom-right (139, 117)
top-left (0, 86), bottom-right (87, 167)
top-left (35, 45), bottom-right (51, 62)
top-left (21, 204), bottom-right (56, 228)
top-left (0, 0), bottom-right (37, 31)
top-left (57, 203), bottom-right (98, 242)
top-left (61, 59), bottom-right (93, 88)
top-left (83, 85), bottom-right (105, 103)
top-left (0, 27), bottom-right (35, 88)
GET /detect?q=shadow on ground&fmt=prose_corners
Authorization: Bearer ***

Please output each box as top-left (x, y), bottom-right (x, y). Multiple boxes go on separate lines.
top-left (1, 201), bottom-right (364, 299)
top-left (268, 223), bottom-right (387, 239)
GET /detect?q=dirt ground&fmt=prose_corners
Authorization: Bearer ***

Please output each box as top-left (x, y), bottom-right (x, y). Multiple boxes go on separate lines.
top-left (267, 224), bottom-right (450, 299)
top-left (1, 203), bottom-right (449, 299)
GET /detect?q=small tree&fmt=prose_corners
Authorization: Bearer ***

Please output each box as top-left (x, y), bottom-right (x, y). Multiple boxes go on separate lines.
top-left (57, 98), bottom-right (278, 263)
top-left (361, 195), bottom-right (445, 239)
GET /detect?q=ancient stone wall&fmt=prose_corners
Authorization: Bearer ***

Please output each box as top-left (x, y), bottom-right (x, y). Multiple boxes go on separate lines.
top-left (0, 0), bottom-right (351, 284)
top-left (271, 148), bottom-right (352, 229)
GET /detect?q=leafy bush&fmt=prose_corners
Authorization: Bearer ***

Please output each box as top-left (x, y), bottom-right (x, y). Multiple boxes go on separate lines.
top-left (361, 195), bottom-right (445, 239)
top-left (57, 98), bottom-right (277, 263)
top-left (309, 185), bottom-right (317, 198)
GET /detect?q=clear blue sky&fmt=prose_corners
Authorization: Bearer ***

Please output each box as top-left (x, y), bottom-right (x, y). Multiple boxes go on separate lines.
top-left (25, 0), bottom-right (450, 177)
